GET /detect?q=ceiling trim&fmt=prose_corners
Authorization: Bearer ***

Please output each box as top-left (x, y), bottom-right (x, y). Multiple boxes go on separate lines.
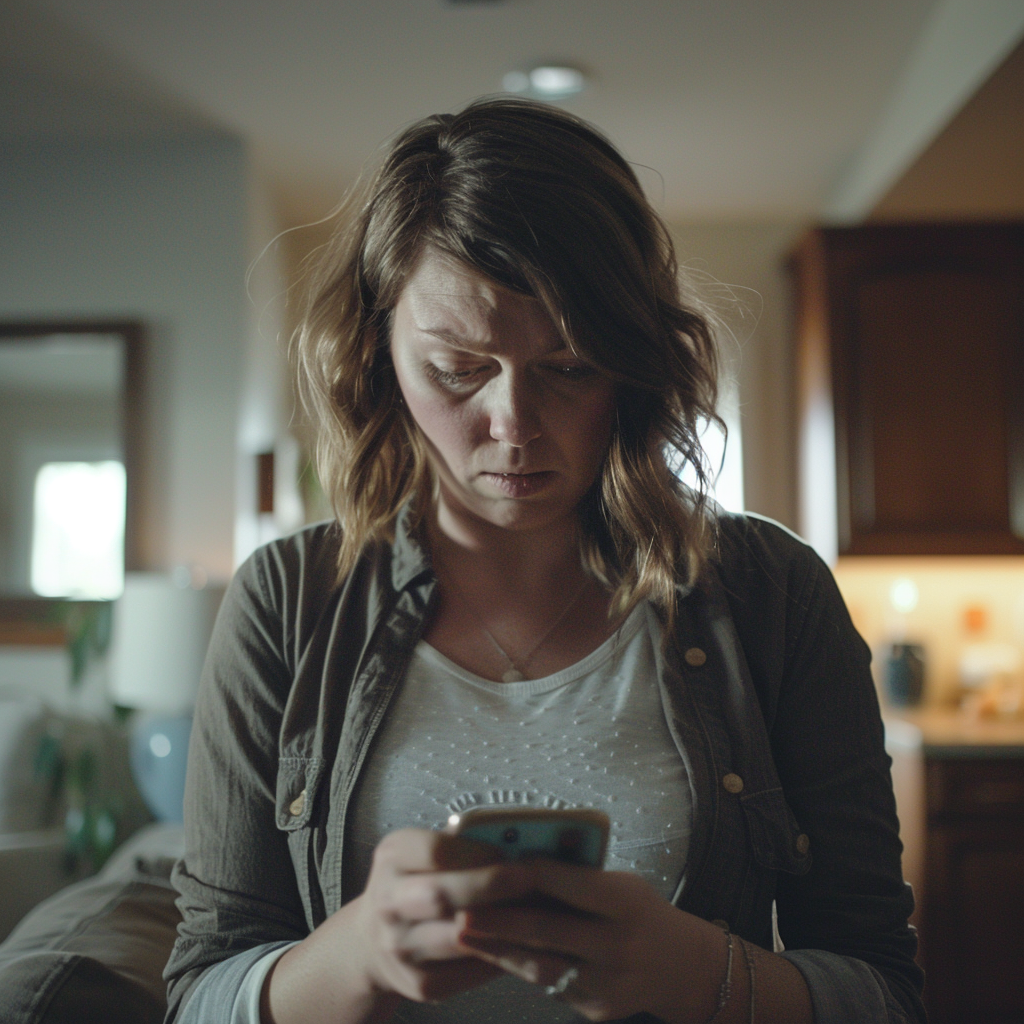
top-left (824, 0), bottom-right (1024, 222)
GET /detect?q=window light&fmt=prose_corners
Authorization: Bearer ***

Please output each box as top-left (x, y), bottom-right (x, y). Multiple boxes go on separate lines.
top-left (673, 381), bottom-right (745, 513)
top-left (31, 460), bottom-right (126, 599)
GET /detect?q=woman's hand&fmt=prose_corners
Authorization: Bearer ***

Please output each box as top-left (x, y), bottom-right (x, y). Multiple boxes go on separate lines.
top-left (454, 859), bottom-right (728, 1023)
top-left (352, 828), bottom-right (538, 1001)
top-left (263, 828), bottom-right (538, 1023)
top-left (265, 831), bottom-right (812, 1024)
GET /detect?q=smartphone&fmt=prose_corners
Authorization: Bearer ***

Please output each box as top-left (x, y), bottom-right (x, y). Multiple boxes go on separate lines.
top-left (446, 807), bottom-right (609, 867)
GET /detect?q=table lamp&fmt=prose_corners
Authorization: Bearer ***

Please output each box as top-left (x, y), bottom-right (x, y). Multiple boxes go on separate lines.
top-left (108, 574), bottom-right (222, 822)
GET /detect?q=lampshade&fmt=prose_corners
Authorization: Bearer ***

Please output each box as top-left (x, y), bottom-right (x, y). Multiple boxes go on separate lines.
top-left (108, 573), bottom-right (222, 713)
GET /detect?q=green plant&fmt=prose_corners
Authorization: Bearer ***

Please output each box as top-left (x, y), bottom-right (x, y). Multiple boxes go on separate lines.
top-left (33, 600), bottom-right (122, 873)
top-left (57, 601), bottom-right (114, 688)
top-left (35, 733), bottom-right (121, 873)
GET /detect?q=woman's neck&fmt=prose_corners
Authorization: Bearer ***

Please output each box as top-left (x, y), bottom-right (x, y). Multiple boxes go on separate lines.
top-left (422, 495), bottom-right (617, 682)
top-left (428, 500), bottom-right (586, 597)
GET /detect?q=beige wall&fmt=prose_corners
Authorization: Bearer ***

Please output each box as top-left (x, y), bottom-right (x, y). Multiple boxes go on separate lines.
top-left (668, 222), bottom-right (804, 529)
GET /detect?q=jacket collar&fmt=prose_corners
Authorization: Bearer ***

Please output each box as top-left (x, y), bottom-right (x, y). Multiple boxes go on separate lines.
top-left (389, 499), bottom-right (435, 592)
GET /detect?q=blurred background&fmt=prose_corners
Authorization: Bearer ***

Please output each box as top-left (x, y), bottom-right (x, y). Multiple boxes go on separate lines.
top-left (0, 2), bottom-right (1022, 1020)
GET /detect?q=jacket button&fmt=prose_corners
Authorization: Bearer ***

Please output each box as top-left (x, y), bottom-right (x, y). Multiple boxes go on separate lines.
top-left (289, 789), bottom-right (306, 817)
top-left (722, 773), bottom-right (744, 794)
top-left (684, 647), bottom-right (707, 667)
top-left (796, 833), bottom-right (810, 855)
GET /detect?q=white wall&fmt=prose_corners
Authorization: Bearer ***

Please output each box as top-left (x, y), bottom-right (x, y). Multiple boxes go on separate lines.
top-left (234, 166), bottom-right (303, 567)
top-left (0, 134), bottom-right (249, 580)
top-left (0, 133), bottom-right (296, 705)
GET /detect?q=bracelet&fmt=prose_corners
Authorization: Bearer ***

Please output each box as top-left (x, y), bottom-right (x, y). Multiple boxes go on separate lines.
top-left (705, 928), bottom-right (734, 1024)
top-left (739, 936), bottom-right (756, 1024)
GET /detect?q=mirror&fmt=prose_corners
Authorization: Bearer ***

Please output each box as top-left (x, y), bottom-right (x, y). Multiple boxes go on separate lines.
top-left (0, 321), bottom-right (143, 641)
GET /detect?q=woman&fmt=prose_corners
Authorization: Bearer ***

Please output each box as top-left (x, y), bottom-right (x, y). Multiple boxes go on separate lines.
top-left (164, 99), bottom-right (924, 1024)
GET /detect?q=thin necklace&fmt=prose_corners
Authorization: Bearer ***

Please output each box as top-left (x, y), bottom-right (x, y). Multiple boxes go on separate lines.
top-left (447, 576), bottom-right (590, 683)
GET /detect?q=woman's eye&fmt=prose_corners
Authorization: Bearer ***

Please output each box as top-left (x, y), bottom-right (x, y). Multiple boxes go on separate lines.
top-left (548, 363), bottom-right (595, 381)
top-left (425, 364), bottom-right (478, 388)
top-left (425, 361), bottom-right (595, 388)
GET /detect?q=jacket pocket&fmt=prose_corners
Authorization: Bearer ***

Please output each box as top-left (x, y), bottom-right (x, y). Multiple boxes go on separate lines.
top-left (275, 756), bottom-right (327, 831)
top-left (740, 787), bottom-right (812, 875)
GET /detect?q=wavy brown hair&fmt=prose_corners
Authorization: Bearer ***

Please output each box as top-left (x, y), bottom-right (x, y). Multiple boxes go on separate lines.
top-left (294, 97), bottom-right (721, 629)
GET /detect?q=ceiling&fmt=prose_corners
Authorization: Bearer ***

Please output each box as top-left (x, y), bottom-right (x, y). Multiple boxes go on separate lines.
top-left (2, 0), bottom-right (1022, 228)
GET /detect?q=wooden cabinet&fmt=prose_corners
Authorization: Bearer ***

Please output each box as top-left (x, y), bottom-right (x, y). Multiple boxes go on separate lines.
top-left (920, 753), bottom-right (1024, 1023)
top-left (791, 224), bottom-right (1024, 556)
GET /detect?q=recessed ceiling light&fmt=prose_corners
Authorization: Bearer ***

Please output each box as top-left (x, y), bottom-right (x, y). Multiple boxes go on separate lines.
top-left (503, 64), bottom-right (587, 100)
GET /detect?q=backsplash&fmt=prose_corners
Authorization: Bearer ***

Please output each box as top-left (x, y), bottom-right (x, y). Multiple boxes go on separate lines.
top-left (832, 557), bottom-right (1024, 709)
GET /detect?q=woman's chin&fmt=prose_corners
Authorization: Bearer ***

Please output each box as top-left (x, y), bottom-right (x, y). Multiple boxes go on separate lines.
top-left (438, 487), bottom-right (577, 537)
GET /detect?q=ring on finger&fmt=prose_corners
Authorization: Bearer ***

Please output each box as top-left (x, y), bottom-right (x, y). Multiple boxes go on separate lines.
top-left (544, 965), bottom-right (581, 998)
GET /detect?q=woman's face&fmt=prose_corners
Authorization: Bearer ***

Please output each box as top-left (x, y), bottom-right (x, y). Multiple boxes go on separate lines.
top-left (389, 249), bottom-right (616, 535)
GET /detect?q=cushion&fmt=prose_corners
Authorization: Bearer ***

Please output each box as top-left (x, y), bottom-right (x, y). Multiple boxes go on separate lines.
top-left (0, 827), bottom-right (183, 1024)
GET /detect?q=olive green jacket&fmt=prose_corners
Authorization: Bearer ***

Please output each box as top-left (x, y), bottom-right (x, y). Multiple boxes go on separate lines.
top-left (165, 508), bottom-right (924, 1023)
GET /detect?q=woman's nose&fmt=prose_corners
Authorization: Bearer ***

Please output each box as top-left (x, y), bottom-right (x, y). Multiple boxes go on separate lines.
top-left (487, 374), bottom-right (542, 447)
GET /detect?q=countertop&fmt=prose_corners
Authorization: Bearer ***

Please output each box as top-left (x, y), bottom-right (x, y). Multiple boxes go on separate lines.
top-left (887, 706), bottom-right (1024, 756)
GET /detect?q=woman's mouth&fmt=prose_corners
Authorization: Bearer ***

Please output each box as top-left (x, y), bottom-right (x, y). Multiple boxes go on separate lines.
top-left (480, 471), bottom-right (556, 497)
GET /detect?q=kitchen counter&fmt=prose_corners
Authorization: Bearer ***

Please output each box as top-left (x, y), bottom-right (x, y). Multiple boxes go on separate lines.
top-left (892, 706), bottom-right (1024, 755)
top-left (886, 707), bottom-right (1024, 1022)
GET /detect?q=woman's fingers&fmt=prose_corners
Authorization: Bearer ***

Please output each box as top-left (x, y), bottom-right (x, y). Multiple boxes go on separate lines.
top-left (377, 920), bottom-right (507, 1003)
top-left (459, 904), bottom-right (606, 962)
top-left (402, 956), bottom-right (506, 1003)
top-left (361, 830), bottom-right (541, 996)
top-left (372, 827), bottom-right (502, 874)
top-left (382, 860), bottom-right (537, 923)
top-left (394, 919), bottom-right (476, 963)
top-left (457, 933), bottom-right (619, 1022)
top-left (450, 864), bottom-right (665, 973)
top-left (452, 863), bottom-right (694, 1021)
top-left (455, 932), bottom-right (576, 988)
top-left (521, 860), bottom-right (650, 918)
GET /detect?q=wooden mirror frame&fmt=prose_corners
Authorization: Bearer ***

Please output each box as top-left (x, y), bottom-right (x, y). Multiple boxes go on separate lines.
top-left (0, 319), bottom-right (145, 645)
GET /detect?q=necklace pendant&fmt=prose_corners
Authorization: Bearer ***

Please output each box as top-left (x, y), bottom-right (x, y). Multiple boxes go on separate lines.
top-left (502, 667), bottom-right (526, 683)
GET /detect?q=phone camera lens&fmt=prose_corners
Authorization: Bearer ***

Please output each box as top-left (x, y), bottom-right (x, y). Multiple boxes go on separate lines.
top-left (557, 827), bottom-right (585, 863)
top-left (502, 827), bottom-right (519, 844)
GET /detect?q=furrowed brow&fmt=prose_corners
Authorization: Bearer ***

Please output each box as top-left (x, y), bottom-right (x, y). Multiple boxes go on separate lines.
top-left (419, 327), bottom-right (486, 349)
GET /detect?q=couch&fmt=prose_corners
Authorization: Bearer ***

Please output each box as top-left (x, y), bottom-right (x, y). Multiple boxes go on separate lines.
top-left (0, 686), bottom-right (181, 1023)
top-left (0, 824), bottom-right (184, 1023)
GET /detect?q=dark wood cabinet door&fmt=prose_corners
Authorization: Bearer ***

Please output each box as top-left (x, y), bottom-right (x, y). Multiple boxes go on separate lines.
top-left (792, 224), bottom-right (1024, 555)
top-left (922, 757), bottom-right (1024, 1023)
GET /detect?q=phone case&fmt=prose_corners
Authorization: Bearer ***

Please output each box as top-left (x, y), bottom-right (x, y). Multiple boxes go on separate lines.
top-left (447, 807), bottom-right (609, 866)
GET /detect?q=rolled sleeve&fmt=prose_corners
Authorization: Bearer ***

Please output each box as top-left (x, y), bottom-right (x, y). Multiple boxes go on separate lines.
top-left (173, 941), bottom-right (296, 1024)
top-left (782, 949), bottom-right (916, 1024)
top-left (164, 545), bottom-right (311, 1020)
